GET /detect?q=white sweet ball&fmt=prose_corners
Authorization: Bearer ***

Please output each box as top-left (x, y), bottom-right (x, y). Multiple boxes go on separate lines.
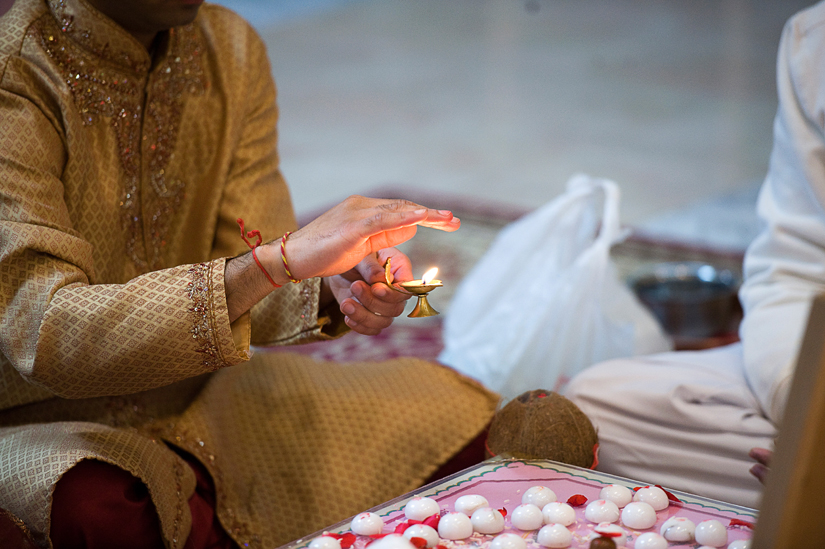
top-left (438, 512), bottom-right (473, 540)
top-left (309, 536), bottom-right (342, 549)
top-left (542, 502), bottom-right (576, 527)
top-left (660, 516), bottom-right (696, 542)
top-left (633, 486), bottom-right (669, 511)
top-left (403, 525), bottom-right (439, 548)
top-left (537, 524), bottom-right (573, 548)
top-left (454, 494), bottom-right (489, 516)
top-left (620, 501), bottom-right (657, 530)
top-left (599, 484), bottom-right (633, 508)
top-left (510, 504), bottom-right (544, 531)
top-left (470, 507), bottom-right (505, 534)
top-left (695, 520), bottom-right (728, 547)
top-left (590, 523), bottom-right (627, 547)
top-left (522, 486), bottom-right (557, 508)
top-left (350, 512), bottom-right (384, 536)
top-left (584, 499), bottom-right (620, 524)
top-left (727, 540), bottom-right (752, 549)
top-left (369, 534), bottom-right (417, 549)
top-left (404, 497), bottom-right (440, 521)
top-left (634, 532), bottom-right (668, 549)
top-left (490, 533), bottom-right (528, 549)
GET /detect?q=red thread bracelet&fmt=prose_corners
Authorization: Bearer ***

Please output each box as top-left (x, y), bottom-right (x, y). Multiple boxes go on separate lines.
top-left (279, 231), bottom-right (301, 283)
top-left (236, 218), bottom-right (281, 289)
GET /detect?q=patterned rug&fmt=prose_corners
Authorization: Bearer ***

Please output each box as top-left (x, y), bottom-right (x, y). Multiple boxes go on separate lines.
top-left (266, 188), bottom-right (749, 362)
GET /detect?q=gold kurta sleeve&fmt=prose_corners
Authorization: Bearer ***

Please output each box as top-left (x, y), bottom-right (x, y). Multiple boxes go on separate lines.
top-left (34, 260), bottom-right (252, 398)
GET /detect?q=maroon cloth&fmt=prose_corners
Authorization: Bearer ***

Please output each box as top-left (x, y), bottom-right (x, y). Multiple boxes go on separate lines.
top-left (0, 508), bottom-right (38, 549)
top-left (424, 426), bottom-right (489, 485)
top-left (50, 451), bottom-right (236, 549)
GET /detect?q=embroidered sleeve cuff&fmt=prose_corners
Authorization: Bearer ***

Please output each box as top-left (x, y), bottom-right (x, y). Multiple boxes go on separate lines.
top-left (191, 258), bottom-right (252, 368)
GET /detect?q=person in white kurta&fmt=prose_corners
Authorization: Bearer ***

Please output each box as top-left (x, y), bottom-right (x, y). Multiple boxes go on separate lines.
top-left (567, 0), bottom-right (825, 510)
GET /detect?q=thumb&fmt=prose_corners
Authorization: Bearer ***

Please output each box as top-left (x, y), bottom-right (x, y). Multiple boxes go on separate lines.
top-left (355, 253), bottom-right (389, 285)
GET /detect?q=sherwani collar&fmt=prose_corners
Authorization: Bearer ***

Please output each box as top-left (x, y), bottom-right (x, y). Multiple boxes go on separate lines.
top-left (46, 0), bottom-right (170, 74)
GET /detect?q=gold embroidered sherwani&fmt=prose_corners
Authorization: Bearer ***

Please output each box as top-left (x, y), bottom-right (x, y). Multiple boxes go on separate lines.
top-left (0, 1), bottom-right (498, 547)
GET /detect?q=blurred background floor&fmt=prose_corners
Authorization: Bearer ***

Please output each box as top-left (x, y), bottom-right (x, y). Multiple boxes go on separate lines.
top-left (211, 0), bottom-right (814, 248)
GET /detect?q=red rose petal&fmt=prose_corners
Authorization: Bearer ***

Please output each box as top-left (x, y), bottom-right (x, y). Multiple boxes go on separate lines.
top-left (339, 533), bottom-right (356, 548)
top-left (567, 494), bottom-right (587, 507)
top-left (498, 507), bottom-right (507, 517)
top-left (590, 443), bottom-right (600, 470)
top-left (730, 518), bottom-right (755, 530)
top-left (423, 514), bottom-right (440, 529)
top-left (409, 537), bottom-right (427, 549)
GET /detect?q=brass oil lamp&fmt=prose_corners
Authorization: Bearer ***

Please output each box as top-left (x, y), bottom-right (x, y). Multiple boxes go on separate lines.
top-left (384, 258), bottom-right (443, 318)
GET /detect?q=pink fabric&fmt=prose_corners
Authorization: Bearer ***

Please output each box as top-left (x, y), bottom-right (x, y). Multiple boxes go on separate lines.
top-left (50, 451), bottom-right (236, 549)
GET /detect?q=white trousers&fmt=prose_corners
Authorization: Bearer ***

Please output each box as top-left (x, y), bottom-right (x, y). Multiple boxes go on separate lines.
top-left (565, 343), bottom-right (776, 509)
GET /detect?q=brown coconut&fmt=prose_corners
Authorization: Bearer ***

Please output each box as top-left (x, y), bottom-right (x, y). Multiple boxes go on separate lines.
top-left (486, 389), bottom-right (598, 468)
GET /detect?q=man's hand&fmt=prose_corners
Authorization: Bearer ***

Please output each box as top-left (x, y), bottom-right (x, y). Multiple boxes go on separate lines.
top-left (749, 447), bottom-right (772, 485)
top-left (267, 196), bottom-right (459, 281)
top-left (322, 248), bottom-right (413, 335)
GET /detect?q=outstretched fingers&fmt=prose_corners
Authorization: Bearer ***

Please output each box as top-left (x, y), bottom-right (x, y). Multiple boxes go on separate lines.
top-left (417, 210), bottom-right (461, 232)
top-left (354, 202), bottom-right (459, 240)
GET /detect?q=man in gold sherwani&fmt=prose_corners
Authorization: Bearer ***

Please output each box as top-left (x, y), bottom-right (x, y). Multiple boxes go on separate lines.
top-left (0, 0), bottom-right (498, 547)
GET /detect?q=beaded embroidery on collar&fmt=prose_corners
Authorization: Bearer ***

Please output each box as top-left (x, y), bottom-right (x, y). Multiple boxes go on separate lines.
top-left (33, 0), bottom-right (206, 273)
top-left (50, 0), bottom-right (150, 73)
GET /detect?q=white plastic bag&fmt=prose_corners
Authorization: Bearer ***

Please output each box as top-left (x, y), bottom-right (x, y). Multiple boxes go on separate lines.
top-left (439, 174), bottom-right (671, 399)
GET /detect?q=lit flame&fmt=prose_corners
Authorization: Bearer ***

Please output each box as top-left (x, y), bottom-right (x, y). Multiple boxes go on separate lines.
top-left (421, 267), bottom-right (438, 285)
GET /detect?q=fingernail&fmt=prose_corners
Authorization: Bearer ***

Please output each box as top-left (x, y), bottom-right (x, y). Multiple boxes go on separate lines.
top-left (438, 209), bottom-right (451, 215)
top-left (342, 303), bottom-right (355, 315)
top-left (414, 208), bottom-right (427, 214)
top-left (449, 217), bottom-right (460, 224)
top-left (373, 285), bottom-right (387, 297)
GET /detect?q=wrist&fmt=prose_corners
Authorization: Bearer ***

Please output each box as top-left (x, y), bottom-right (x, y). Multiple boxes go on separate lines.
top-left (256, 241), bottom-right (291, 286)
